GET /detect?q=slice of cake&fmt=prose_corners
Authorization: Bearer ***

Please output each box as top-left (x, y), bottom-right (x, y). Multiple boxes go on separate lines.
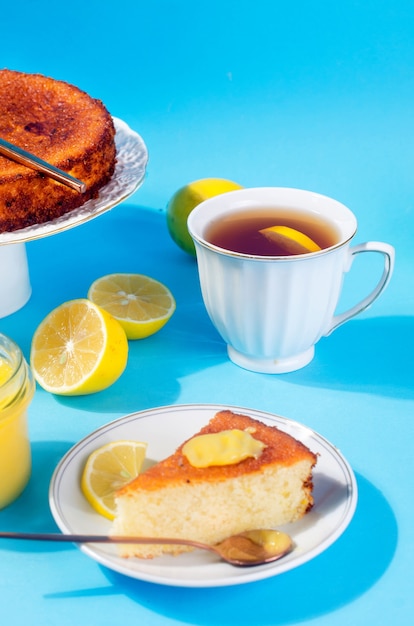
top-left (0, 69), bottom-right (116, 233)
top-left (112, 410), bottom-right (317, 559)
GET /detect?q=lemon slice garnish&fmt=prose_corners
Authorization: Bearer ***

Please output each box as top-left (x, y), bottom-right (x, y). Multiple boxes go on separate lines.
top-left (259, 225), bottom-right (321, 255)
top-left (81, 440), bottom-right (147, 520)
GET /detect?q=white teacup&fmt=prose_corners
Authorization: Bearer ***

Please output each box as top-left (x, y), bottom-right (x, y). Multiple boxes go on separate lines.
top-left (187, 187), bottom-right (395, 374)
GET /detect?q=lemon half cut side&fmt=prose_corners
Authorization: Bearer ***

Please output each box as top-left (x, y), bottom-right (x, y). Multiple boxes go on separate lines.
top-left (30, 299), bottom-right (128, 396)
top-left (87, 273), bottom-right (176, 340)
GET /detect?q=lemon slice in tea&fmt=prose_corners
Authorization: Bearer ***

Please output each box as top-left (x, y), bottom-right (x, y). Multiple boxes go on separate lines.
top-left (259, 225), bottom-right (321, 255)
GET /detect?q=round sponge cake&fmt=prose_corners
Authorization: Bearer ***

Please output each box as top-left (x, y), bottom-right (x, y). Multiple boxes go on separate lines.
top-left (0, 69), bottom-right (116, 233)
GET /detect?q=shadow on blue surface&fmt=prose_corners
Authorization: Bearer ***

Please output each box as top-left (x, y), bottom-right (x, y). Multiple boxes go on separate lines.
top-left (15, 203), bottom-right (228, 415)
top-left (44, 314), bottom-right (227, 415)
top-left (0, 444), bottom-right (397, 625)
top-left (29, 312), bottom-right (412, 418)
top-left (0, 441), bottom-right (74, 552)
top-left (102, 472), bottom-right (397, 626)
top-left (6, 203), bottom-right (407, 417)
top-left (284, 315), bottom-right (413, 399)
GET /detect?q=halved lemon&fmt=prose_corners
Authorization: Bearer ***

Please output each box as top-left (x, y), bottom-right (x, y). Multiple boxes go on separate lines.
top-left (87, 273), bottom-right (176, 340)
top-left (259, 225), bottom-right (321, 255)
top-left (30, 299), bottom-right (128, 396)
top-left (81, 440), bottom-right (147, 519)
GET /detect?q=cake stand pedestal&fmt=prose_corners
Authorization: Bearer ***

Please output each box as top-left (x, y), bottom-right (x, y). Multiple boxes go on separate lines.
top-left (0, 117), bottom-right (148, 320)
top-left (0, 243), bottom-right (31, 318)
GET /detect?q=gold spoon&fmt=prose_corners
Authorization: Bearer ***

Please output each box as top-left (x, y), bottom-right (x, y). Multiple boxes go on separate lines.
top-left (0, 529), bottom-right (293, 567)
top-left (0, 137), bottom-right (86, 193)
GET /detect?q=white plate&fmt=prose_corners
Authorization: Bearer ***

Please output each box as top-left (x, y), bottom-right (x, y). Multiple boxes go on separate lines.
top-left (49, 404), bottom-right (357, 588)
top-left (0, 117), bottom-right (148, 245)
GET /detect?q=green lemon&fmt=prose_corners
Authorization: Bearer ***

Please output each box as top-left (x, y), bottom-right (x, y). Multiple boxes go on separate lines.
top-left (166, 178), bottom-right (243, 255)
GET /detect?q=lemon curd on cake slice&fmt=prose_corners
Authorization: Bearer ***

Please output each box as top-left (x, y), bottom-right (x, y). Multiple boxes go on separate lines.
top-left (111, 410), bottom-right (317, 559)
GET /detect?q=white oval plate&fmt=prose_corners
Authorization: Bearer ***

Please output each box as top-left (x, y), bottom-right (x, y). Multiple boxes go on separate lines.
top-left (49, 404), bottom-right (357, 588)
top-left (0, 117), bottom-right (148, 245)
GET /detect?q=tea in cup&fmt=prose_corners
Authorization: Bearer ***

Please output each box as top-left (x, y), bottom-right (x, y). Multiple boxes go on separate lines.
top-left (187, 187), bottom-right (395, 373)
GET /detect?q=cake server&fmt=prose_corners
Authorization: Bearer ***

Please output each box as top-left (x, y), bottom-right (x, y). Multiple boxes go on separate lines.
top-left (0, 529), bottom-right (292, 567)
top-left (0, 137), bottom-right (86, 193)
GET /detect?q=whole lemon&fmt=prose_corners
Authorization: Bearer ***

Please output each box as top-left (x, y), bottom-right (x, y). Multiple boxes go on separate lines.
top-left (166, 178), bottom-right (243, 255)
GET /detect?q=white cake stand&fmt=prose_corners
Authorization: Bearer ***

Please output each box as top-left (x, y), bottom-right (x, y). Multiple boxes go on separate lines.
top-left (0, 118), bottom-right (148, 318)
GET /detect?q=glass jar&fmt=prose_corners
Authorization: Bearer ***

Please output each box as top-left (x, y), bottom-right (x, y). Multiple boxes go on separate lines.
top-left (0, 333), bottom-right (35, 509)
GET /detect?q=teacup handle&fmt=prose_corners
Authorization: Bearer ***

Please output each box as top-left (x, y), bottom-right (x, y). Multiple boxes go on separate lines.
top-left (325, 241), bottom-right (395, 336)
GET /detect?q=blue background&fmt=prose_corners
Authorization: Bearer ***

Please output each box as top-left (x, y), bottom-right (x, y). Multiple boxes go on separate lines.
top-left (0, 1), bottom-right (412, 624)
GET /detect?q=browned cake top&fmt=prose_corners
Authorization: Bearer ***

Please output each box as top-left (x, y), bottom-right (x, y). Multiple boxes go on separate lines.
top-left (119, 410), bottom-right (317, 494)
top-left (0, 69), bottom-right (114, 177)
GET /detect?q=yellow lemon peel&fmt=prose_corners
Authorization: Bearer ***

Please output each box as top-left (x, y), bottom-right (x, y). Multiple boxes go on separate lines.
top-left (30, 299), bottom-right (128, 395)
top-left (88, 273), bottom-right (176, 340)
top-left (259, 225), bottom-right (321, 254)
top-left (167, 178), bottom-right (243, 255)
top-left (81, 440), bottom-right (147, 519)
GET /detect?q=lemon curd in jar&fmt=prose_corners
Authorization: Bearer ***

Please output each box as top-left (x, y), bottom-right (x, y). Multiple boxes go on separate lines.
top-left (0, 334), bottom-right (35, 509)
